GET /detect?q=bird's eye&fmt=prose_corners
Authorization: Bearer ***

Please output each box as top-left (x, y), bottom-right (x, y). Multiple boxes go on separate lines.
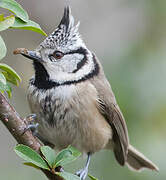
top-left (52, 51), bottom-right (64, 60)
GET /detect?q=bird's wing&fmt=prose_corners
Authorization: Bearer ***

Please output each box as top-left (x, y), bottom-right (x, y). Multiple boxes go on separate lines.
top-left (97, 97), bottom-right (129, 165)
top-left (89, 55), bottom-right (129, 165)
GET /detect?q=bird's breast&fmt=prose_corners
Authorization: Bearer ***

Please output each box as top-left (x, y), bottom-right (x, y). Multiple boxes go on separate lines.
top-left (27, 82), bottom-right (112, 153)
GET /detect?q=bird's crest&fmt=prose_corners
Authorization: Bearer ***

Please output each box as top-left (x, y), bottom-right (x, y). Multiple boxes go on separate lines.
top-left (40, 6), bottom-right (80, 50)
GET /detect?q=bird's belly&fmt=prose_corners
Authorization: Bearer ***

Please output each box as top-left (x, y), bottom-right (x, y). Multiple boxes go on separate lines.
top-left (37, 115), bottom-right (79, 151)
top-left (36, 95), bottom-right (112, 153)
top-left (28, 83), bottom-right (112, 153)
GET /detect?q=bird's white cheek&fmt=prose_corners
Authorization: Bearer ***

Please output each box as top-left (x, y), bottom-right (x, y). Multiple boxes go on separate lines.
top-left (44, 62), bottom-right (62, 77)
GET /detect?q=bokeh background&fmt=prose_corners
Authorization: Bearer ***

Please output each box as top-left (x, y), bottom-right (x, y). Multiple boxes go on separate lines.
top-left (0, 0), bottom-right (166, 179)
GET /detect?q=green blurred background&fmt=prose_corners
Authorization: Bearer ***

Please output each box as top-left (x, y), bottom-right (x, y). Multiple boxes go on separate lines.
top-left (0, 0), bottom-right (166, 179)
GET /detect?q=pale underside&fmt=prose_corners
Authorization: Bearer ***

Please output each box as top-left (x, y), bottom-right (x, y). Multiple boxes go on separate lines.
top-left (28, 81), bottom-right (113, 153)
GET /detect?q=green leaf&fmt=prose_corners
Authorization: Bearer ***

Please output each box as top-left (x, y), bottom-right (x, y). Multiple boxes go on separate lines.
top-left (0, 81), bottom-right (12, 97)
top-left (67, 146), bottom-right (81, 157)
top-left (40, 146), bottom-right (56, 168)
top-left (55, 149), bottom-right (72, 167)
top-left (57, 171), bottom-right (80, 180)
top-left (88, 174), bottom-right (98, 180)
top-left (0, 81), bottom-right (9, 91)
top-left (23, 162), bottom-right (40, 170)
top-left (0, 36), bottom-right (7, 60)
top-left (0, 0), bottom-right (28, 22)
top-left (14, 144), bottom-right (50, 170)
top-left (11, 17), bottom-right (47, 36)
top-left (55, 146), bottom-right (81, 167)
top-left (0, 63), bottom-right (21, 82)
top-left (0, 14), bottom-right (4, 21)
top-left (6, 86), bottom-right (12, 97)
top-left (0, 14), bottom-right (15, 31)
top-left (0, 72), bottom-right (6, 85)
top-left (2, 71), bottom-right (18, 86)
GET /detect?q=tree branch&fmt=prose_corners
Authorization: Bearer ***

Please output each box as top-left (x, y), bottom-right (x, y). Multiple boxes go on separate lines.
top-left (0, 92), bottom-right (63, 180)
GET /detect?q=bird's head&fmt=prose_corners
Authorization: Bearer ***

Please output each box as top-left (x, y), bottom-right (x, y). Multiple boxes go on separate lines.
top-left (14, 6), bottom-right (99, 89)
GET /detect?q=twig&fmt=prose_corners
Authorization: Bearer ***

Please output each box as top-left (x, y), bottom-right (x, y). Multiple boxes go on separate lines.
top-left (0, 92), bottom-right (63, 180)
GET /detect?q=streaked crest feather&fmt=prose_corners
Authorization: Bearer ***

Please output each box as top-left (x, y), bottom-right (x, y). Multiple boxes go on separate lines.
top-left (40, 6), bottom-right (80, 49)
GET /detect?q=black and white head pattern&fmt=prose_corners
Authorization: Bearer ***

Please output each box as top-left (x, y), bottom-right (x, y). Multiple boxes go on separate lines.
top-left (40, 7), bottom-right (82, 52)
top-left (32, 6), bottom-right (99, 89)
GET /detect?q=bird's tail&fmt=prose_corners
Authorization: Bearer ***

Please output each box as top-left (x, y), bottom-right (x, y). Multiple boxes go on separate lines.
top-left (126, 145), bottom-right (159, 172)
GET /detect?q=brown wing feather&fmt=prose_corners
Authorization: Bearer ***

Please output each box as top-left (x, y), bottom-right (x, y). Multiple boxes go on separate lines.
top-left (109, 104), bottom-right (129, 165)
top-left (90, 54), bottom-right (129, 165)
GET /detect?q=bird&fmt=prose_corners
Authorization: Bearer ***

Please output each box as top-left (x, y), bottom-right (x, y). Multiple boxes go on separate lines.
top-left (14, 6), bottom-right (158, 180)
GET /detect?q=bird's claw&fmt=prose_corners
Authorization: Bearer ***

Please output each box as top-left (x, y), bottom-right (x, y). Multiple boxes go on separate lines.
top-left (25, 113), bottom-right (37, 123)
top-left (76, 168), bottom-right (88, 180)
top-left (23, 114), bottom-right (38, 136)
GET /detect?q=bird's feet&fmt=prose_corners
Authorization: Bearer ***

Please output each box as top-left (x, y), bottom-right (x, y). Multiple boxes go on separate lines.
top-left (76, 168), bottom-right (88, 180)
top-left (23, 114), bottom-right (39, 136)
top-left (76, 152), bottom-right (91, 180)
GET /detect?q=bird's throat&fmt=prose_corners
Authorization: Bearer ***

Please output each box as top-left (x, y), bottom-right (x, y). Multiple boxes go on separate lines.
top-left (33, 61), bottom-right (50, 89)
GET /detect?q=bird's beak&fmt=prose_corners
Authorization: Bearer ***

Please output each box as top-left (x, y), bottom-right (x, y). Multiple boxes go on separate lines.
top-left (21, 50), bottom-right (42, 62)
top-left (13, 48), bottom-right (43, 62)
